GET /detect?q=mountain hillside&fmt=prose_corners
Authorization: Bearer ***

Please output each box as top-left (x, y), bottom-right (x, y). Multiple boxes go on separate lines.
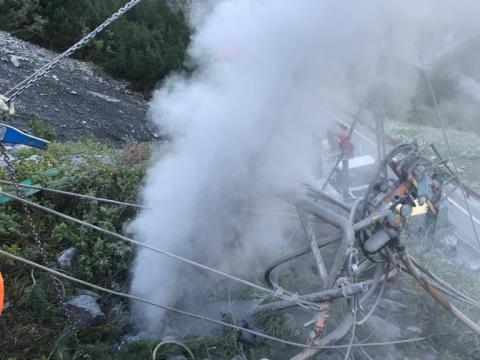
top-left (0, 31), bottom-right (156, 144)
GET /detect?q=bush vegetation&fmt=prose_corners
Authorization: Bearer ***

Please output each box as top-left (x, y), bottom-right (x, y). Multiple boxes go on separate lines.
top-left (0, 138), bottom-right (150, 359)
top-left (0, 137), bottom-right (297, 359)
top-left (0, 0), bottom-right (191, 91)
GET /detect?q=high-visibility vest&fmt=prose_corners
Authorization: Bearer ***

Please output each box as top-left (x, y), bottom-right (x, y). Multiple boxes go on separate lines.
top-left (0, 272), bottom-right (4, 315)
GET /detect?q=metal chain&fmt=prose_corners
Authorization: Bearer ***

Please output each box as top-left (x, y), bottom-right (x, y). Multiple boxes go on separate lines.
top-left (0, 144), bottom-right (85, 355)
top-left (3, 0), bottom-right (143, 102)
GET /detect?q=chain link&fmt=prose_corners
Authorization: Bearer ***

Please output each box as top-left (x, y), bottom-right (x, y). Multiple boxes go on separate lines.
top-left (3, 0), bottom-right (143, 102)
top-left (0, 144), bottom-right (86, 356)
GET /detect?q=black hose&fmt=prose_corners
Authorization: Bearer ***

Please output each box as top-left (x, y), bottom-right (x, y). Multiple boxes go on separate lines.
top-left (264, 232), bottom-right (342, 289)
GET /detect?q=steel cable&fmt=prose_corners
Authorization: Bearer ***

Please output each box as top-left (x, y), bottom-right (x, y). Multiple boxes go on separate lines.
top-left (0, 179), bottom-right (146, 209)
top-left (0, 246), bottom-right (430, 351)
top-left (0, 189), bottom-right (321, 309)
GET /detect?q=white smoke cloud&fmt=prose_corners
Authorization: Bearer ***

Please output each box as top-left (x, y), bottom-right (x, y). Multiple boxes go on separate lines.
top-left (128, 0), bottom-right (480, 334)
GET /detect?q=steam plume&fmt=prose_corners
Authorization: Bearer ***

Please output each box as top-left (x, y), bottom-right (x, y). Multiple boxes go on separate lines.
top-left (129, 0), bottom-right (480, 334)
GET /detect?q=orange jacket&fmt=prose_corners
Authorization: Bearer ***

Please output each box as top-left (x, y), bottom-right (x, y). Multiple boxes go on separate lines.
top-left (0, 272), bottom-right (4, 315)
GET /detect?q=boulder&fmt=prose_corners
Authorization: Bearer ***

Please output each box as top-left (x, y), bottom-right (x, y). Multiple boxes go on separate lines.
top-left (76, 288), bottom-right (101, 300)
top-left (57, 247), bottom-right (78, 268)
top-left (64, 294), bottom-right (105, 325)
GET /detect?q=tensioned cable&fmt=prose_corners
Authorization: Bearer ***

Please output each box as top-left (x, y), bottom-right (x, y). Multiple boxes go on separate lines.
top-left (0, 179), bottom-right (146, 209)
top-left (419, 54), bottom-right (480, 250)
top-left (0, 246), bottom-right (428, 350)
top-left (0, 189), bottom-right (320, 309)
top-left (409, 255), bottom-right (480, 308)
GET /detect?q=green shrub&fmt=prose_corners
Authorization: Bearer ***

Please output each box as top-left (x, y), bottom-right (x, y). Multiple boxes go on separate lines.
top-left (0, 139), bottom-right (149, 359)
top-left (28, 115), bottom-right (57, 141)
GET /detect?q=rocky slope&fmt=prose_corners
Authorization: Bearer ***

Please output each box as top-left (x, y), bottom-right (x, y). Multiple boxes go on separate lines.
top-left (0, 31), bottom-right (157, 144)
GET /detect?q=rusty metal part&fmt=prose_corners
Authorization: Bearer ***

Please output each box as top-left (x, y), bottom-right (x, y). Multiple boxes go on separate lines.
top-left (386, 266), bottom-right (399, 281)
top-left (402, 252), bottom-right (480, 336)
top-left (288, 198), bottom-right (355, 355)
top-left (291, 313), bottom-right (355, 360)
top-left (308, 303), bottom-right (331, 344)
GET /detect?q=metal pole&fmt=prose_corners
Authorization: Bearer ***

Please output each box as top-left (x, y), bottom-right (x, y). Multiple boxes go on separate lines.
top-left (341, 154), bottom-right (350, 200)
top-left (374, 114), bottom-right (387, 177)
top-left (375, 116), bottom-right (386, 162)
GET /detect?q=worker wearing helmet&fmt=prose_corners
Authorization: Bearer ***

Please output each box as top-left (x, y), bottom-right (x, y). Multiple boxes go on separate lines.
top-left (327, 122), bottom-right (354, 158)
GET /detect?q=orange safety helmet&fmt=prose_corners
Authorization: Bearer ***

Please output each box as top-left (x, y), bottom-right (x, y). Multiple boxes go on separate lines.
top-left (0, 272), bottom-right (4, 315)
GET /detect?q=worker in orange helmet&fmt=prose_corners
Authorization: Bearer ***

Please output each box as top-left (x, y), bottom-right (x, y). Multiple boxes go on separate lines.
top-left (327, 122), bottom-right (354, 158)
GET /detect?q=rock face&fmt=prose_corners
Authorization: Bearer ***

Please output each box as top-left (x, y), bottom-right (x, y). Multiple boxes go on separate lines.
top-left (64, 294), bottom-right (105, 326)
top-left (0, 31), bottom-right (156, 144)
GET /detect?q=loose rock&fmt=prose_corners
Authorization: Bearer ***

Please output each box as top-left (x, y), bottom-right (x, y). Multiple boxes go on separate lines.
top-left (10, 55), bottom-right (20, 67)
top-left (57, 247), bottom-right (78, 268)
top-left (76, 288), bottom-right (101, 300)
top-left (64, 294), bottom-right (105, 326)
